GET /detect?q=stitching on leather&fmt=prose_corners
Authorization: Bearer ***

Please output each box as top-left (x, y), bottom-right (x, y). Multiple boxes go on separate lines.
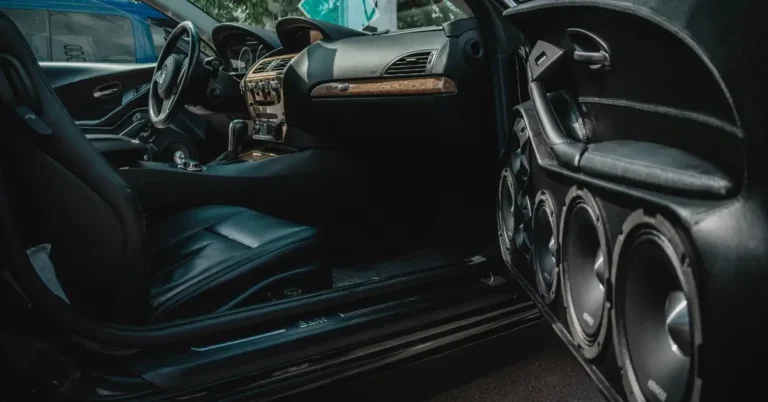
top-left (584, 151), bottom-right (730, 191)
top-left (152, 229), bottom-right (316, 317)
top-left (578, 97), bottom-right (741, 137)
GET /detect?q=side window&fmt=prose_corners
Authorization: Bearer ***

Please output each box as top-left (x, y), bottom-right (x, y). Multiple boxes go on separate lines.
top-left (49, 11), bottom-right (136, 63)
top-left (0, 8), bottom-right (50, 61)
top-left (0, 0), bottom-right (180, 64)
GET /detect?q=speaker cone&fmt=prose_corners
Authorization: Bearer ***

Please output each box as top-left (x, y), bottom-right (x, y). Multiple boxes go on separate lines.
top-left (533, 191), bottom-right (558, 303)
top-left (613, 211), bottom-right (701, 402)
top-left (561, 186), bottom-right (611, 358)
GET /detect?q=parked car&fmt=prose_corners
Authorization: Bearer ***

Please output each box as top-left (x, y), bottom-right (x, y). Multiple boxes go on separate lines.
top-left (0, 0), bottom-right (174, 63)
top-left (0, 0), bottom-right (764, 401)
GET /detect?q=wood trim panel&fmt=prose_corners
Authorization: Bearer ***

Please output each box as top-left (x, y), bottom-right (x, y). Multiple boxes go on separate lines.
top-left (310, 76), bottom-right (457, 98)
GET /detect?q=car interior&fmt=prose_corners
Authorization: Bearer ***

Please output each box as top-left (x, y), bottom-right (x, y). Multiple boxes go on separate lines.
top-left (1, 0), bottom-right (765, 400)
top-left (0, 3), bottom-right (508, 400)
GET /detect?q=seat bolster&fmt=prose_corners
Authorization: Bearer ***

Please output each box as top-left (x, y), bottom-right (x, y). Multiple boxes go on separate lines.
top-left (147, 206), bottom-right (320, 322)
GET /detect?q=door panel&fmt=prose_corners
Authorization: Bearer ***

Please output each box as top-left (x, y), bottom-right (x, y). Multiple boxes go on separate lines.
top-left (40, 62), bottom-right (155, 121)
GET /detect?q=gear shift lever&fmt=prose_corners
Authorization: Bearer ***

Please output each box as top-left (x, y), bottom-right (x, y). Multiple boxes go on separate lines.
top-left (228, 119), bottom-right (248, 154)
top-left (210, 119), bottom-right (249, 165)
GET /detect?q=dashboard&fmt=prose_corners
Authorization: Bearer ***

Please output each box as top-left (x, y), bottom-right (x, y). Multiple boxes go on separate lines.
top-left (209, 16), bottom-right (493, 147)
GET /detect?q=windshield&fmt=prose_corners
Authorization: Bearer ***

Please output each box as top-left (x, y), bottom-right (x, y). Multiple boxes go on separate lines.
top-left (187, 0), bottom-right (471, 32)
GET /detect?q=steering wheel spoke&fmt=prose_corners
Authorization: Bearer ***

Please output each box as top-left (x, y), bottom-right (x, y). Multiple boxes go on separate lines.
top-left (148, 21), bottom-right (199, 129)
top-left (161, 94), bottom-right (176, 116)
top-left (177, 58), bottom-right (189, 86)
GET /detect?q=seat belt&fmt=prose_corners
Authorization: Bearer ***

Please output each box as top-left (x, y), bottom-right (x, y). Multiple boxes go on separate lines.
top-left (0, 57), bottom-right (52, 136)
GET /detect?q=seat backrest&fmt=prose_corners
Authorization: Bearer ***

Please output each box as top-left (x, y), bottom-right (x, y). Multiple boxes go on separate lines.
top-left (0, 11), bottom-right (149, 324)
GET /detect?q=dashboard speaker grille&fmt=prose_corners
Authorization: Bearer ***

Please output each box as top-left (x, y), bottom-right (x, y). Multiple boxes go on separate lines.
top-left (384, 50), bottom-right (435, 76)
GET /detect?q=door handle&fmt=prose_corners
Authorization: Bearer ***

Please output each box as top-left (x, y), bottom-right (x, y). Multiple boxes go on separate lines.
top-left (573, 50), bottom-right (610, 66)
top-left (93, 82), bottom-right (121, 98)
top-left (566, 28), bottom-right (611, 69)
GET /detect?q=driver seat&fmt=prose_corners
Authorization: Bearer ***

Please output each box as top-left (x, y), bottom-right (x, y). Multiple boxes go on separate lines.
top-left (0, 12), bottom-right (322, 324)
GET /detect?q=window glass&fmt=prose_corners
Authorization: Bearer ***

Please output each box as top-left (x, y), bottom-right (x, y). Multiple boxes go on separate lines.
top-left (188, 0), bottom-right (471, 32)
top-left (0, 0), bottom-right (185, 63)
top-left (49, 11), bottom-right (135, 62)
top-left (148, 24), bottom-right (168, 57)
top-left (0, 8), bottom-right (50, 61)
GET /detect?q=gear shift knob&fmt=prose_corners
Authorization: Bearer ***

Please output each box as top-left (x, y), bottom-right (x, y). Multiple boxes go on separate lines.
top-left (228, 119), bottom-right (249, 154)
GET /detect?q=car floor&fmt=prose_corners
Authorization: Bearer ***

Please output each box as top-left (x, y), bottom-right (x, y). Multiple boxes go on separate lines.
top-left (288, 320), bottom-right (605, 402)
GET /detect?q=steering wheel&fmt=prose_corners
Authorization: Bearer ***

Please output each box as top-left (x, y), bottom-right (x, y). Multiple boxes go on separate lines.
top-left (149, 21), bottom-right (200, 128)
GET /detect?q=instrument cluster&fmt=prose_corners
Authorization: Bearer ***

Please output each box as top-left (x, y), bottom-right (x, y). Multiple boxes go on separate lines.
top-left (226, 35), bottom-right (270, 73)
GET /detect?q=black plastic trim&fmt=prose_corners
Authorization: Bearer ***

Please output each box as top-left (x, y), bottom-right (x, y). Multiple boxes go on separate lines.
top-left (26, 256), bottom-right (491, 350)
top-left (529, 82), bottom-right (586, 170)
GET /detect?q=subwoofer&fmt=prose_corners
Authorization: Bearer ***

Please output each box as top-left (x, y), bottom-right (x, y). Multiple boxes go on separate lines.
top-left (560, 186), bottom-right (610, 359)
top-left (612, 211), bottom-right (702, 402)
top-left (497, 168), bottom-right (532, 264)
top-left (533, 190), bottom-right (558, 303)
top-left (498, 118), bottom-right (534, 265)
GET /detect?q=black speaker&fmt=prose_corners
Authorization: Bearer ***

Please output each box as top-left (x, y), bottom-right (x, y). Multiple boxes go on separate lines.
top-left (497, 167), bottom-right (532, 264)
top-left (612, 211), bottom-right (702, 402)
top-left (560, 186), bottom-right (611, 359)
top-left (533, 190), bottom-right (558, 303)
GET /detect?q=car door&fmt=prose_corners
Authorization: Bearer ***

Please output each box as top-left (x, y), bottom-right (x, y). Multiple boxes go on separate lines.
top-left (0, 0), bottom-right (204, 161)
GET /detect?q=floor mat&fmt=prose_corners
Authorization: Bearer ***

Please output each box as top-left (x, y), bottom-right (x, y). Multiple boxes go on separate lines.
top-left (331, 247), bottom-right (469, 287)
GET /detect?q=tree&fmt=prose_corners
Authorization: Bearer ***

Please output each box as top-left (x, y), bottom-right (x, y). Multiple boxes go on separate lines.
top-left (188, 0), bottom-right (467, 30)
top-left (189, 0), bottom-right (303, 29)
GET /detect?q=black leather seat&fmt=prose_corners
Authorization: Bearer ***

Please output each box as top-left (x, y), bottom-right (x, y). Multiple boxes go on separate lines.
top-left (0, 12), bottom-right (320, 324)
top-left (147, 206), bottom-right (317, 322)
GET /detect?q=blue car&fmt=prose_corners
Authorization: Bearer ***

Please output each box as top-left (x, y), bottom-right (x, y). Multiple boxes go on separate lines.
top-left (0, 0), bottom-right (173, 63)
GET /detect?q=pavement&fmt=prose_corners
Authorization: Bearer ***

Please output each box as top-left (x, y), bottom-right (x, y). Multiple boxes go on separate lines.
top-left (296, 320), bottom-right (605, 402)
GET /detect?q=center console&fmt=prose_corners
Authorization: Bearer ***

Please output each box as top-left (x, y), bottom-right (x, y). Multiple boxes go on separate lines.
top-left (240, 53), bottom-right (298, 143)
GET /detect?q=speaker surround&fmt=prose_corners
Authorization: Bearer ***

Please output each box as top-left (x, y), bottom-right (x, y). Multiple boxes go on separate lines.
top-left (560, 186), bottom-right (611, 359)
top-left (533, 190), bottom-right (559, 304)
top-left (497, 167), bottom-right (518, 266)
top-left (612, 211), bottom-right (702, 402)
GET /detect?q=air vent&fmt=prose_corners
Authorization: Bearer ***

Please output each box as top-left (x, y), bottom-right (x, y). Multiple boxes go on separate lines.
top-left (384, 51), bottom-right (435, 76)
top-left (270, 57), bottom-right (292, 72)
top-left (251, 59), bottom-right (274, 74)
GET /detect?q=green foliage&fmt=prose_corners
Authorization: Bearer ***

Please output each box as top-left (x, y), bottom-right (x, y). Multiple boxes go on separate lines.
top-left (188, 0), bottom-right (466, 30)
top-left (189, 0), bottom-right (303, 28)
top-left (397, 0), bottom-right (465, 30)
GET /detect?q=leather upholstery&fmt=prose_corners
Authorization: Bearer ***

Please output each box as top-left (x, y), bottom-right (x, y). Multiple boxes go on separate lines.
top-left (147, 206), bottom-right (318, 322)
top-left (0, 12), bottom-right (319, 324)
top-left (0, 11), bottom-right (149, 323)
top-left (580, 140), bottom-right (734, 198)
